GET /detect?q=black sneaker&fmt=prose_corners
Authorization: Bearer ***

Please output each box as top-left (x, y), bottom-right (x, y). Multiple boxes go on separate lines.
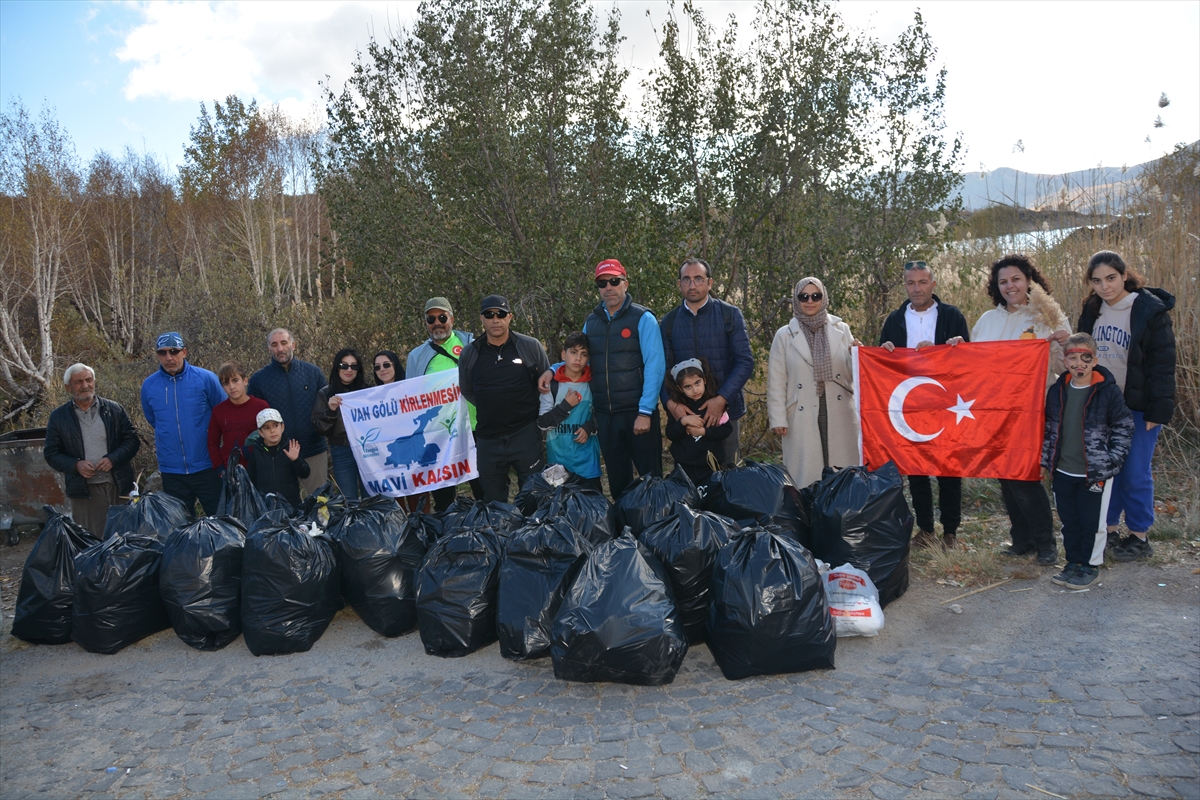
top-left (1106, 530), bottom-right (1123, 550)
top-left (1112, 535), bottom-right (1152, 562)
top-left (1036, 547), bottom-right (1058, 566)
top-left (1066, 565), bottom-right (1100, 589)
top-left (1050, 564), bottom-right (1078, 586)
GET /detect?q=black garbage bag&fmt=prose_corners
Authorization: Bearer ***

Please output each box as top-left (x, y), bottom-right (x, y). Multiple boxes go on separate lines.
top-left (329, 496), bottom-right (426, 637)
top-left (103, 492), bottom-right (190, 541)
top-left (514, 467), bottom-right (592, 515)
top-left (159, 516), bottom-right (247, 650)
top-left (614, 465), bottom-right (699, 536)
top-left (497, 519), bottom-right (592, 661)
top-left (551, 533), bottom-right (688, 685)
top-left (435, 495), bottom-right (479, 532)
top-left (216, 450), bottom-right (267, 528)
top-left (638, 504), bottom-right (739, 643)
top-left (415, 528), bottom-right (503, 657)
top-left (300, 482), bottom-right (346, 529)
top-left (11, 507), bottom-right (102, 644)
top-left (71, 533), bottom-right (170, 654)
top-left (809, 462), bottom-right (913, 607)
top-left (241, 517), bottom-right (343, 655)
top-left (706, 526), bottom-right (836, 679)
top-left (401, 507), bottom-right (443, 548)
top-left (531, 488), bottom-right (617, 547)
top-left (262, 493), bottom-right (296, 519)
top-left (703, 461), bottom-right (806, 537)
top-left (454, 501), bottom-right (525, 538)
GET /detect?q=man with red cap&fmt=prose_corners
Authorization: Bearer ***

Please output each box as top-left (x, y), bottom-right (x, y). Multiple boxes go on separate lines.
top-left (583, 259), bottom-right (666, 498)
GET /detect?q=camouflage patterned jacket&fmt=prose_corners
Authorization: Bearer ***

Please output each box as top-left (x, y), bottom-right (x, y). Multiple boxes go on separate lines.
top-left (1042, 365), bottom-right (1134, 483)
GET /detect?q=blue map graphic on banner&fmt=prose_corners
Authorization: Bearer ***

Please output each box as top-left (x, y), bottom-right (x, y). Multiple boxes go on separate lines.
top-left (384, 406), bottom-right (443, 468)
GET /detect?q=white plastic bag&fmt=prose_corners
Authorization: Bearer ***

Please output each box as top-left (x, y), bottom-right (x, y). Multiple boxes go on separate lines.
top-left (823, 563), bottom-right (884, 637)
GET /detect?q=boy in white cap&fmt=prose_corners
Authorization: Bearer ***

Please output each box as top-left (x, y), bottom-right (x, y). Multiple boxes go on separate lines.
top-left (244, 408), bottom-right (310, 508)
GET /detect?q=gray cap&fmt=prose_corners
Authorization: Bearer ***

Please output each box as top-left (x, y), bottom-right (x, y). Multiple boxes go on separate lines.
top-left (424, 297), bottom-right (453, 315)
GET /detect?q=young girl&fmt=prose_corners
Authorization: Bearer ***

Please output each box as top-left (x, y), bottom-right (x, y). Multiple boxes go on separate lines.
top-left (665, 358), bottom-right (732, 487)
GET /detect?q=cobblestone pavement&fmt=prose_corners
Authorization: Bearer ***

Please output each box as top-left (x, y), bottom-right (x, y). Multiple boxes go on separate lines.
top-left (2, 564), bottom-right (1198, 799)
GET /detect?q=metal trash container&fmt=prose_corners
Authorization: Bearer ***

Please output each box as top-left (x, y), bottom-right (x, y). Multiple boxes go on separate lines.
top-left (0, 428), bottom-right (67, 544)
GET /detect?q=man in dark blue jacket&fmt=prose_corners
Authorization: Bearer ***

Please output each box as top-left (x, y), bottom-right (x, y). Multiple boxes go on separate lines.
top-left (583, 259), bottom-right (666, 499)
top-left (141, 332), bottom-right (225, 515)
top-left (44, 363), bottom-right (140, 535)
top-left (659, 258), bottom-right (754, 463)
top-left (248, 328), bottom-right (328, 495)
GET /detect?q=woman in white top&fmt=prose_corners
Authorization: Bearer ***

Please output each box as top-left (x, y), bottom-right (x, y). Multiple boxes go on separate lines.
top-left (767, 277), bottom-right (861, 489)
top-left (971, 254), bottom-right (1070, 565)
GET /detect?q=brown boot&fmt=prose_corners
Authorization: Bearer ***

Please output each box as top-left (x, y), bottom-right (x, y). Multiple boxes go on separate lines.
top-left (941, 533), bottom-right (958, 550)
top-left (912, 529), bottom-right (937, 549)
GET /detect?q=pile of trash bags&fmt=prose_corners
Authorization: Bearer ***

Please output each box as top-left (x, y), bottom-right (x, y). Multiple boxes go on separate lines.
top-left (11, 458), bottom-right (910, 683)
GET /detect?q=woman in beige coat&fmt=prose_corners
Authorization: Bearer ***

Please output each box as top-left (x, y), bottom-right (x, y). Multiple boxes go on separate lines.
top-left (767, 277), bottom-right (861, 488)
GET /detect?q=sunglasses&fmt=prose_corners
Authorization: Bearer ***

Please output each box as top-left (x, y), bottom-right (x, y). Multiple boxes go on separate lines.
top-left (903, 261), bottom-right (928, 270)
top-left (595, 277), bottom-right (624, 288)
top-left (156, 348), bottom-right (183, 356)
top-left (797, 292), bottom-right (823, 303)
top-left (482, 309), bottom-right (509, 319)
top-left (338, 362), bottom-right (361, 372)
top-left (426, 314), bottom-right (448, 324)
top-left (373, 362), bottom-right (394, 372)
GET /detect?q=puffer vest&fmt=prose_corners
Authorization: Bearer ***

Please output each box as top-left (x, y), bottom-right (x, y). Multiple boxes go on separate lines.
top-left (587, 296), bottom-right (650, 414)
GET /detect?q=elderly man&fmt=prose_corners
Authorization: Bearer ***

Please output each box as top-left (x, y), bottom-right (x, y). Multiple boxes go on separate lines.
top-left (407, 297), bottom-right (482, 510)
top-left (458, 295), bottom-right (552, 503)
top-left (141, 332), bottom-right (225, 515)
top-left (43, 363), bottom-right (140, 536)
top-left (583, 259), bottom-right (666, 498)
top-left (248, 328), bottom-right (328, 495)
top-left (879, 260), bottom-right (971, 549)
top-left (660, 257), bottom-right (755, 463)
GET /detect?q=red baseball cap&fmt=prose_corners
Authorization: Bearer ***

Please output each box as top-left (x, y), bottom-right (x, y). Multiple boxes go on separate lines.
top-left (595, 259), bottom-right (626, 278)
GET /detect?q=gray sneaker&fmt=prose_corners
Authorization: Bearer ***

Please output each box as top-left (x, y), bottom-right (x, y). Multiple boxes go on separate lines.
top-left (1066, 565), bottom-right (1099, 589)
top-left (1050, 564), bottom-right (1078, 586)
top-left (1112, 535), bottom-right (1152, 562)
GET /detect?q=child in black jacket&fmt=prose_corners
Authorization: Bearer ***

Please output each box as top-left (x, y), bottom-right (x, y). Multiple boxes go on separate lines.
top-left (1042, 333), bottom-right (1133, 590)
top-left (664, 358), bottom-right (731, 487)
top-left (245, 408), bottom-right (311, 509)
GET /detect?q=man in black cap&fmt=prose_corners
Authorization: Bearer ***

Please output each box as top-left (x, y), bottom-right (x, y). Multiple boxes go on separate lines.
top-left (458, 295), bottom-right (553, 502)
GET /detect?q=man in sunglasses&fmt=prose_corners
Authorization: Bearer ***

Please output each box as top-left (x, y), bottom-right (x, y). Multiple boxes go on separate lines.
top-left (247, 328), bottom-right (329, 495)
top-left (879, 260), bottom-right (971, 549)
top-left (660, 257), bottom-right (754, 464)
top-left (458, 295), bottom-right (552, 503)
top-left (407, 297), bottom-right (482, 510)
top-left (583, 259), bottom-right (666, 498)
top-left (140, 332), bottom-right (226, 515)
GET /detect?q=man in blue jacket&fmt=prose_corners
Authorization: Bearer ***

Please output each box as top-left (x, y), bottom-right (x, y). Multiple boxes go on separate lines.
top-left (140, 332), bottom-right (225, 515)
top-left (660, 257), bottom-right (755, 463)
top-left (248, 328), bottom-right (328, 495)
top-left (583, 259), bottom-right (666, 499)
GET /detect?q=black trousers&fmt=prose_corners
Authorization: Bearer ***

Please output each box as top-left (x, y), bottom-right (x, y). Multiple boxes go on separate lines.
top-left (908, 474), bottom-right (961, 536)
top-left (595, 409), bottom-right (662, 500)
top-left (431, 479), bottom-right (483, 512)
top-left (162, 468), bottom-right (221, 517)
top-left (474, 423), bottom-right (545, 504)
top-left (1052, 472), bottom-right (1108, 566)
top-left (999, 478), bottom-right (1055, 551)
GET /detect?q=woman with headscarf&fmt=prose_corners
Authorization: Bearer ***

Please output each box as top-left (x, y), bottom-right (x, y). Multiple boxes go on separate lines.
top-left (313, 348), bottom-right (367, 500)
top-left (971, 254), bottom-right (1070, 565)
top-left (767, 277), bottom-right (862, 488)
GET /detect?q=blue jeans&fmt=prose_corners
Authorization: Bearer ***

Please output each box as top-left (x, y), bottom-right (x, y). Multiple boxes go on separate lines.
top-left (330, 445), bottom-right (362, 501)
top-left (1106, 410), bottom-right (1160, 533)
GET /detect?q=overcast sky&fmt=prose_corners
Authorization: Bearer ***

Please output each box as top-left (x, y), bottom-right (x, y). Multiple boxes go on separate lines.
top-left (2, 1), bottom-right (1197, 176)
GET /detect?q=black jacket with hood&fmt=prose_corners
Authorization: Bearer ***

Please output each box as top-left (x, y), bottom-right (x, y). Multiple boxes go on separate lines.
top-left (1042, 365), bottom-right (1134, 483)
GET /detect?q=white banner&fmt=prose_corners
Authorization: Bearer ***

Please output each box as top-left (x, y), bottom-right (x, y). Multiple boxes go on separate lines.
top-left (339, 369), bottom-right (476, 497)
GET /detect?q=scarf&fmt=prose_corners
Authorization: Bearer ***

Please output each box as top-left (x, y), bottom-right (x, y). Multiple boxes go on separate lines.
top-left (794, 277), bottom-right (833, 393)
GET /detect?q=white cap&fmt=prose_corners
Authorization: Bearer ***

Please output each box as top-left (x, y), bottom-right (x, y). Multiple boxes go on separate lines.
top-left (256, 408), bottom-right (283, 428)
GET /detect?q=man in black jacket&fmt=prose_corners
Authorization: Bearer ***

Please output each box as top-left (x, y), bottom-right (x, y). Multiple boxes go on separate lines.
top-left (43, 363), bottom-right (141, 536)
top-left (458, 295), bottom-right (553, 502)
top-left (879, 261), bottom-right (971, 549)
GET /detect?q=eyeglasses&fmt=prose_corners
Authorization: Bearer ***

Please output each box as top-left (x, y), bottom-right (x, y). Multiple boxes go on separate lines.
top-left (156, 348), bottom-right (183, 356)
top-left (482, 309), bottom-right (509, 319)
top-left (595, 277), bottom-right (624, 288)
top-left (426, 314), bottom-right (448, 324)
top-left (797, 292), bottom-right (823, 303)
top-left (679, 276), bottom-right (710, 285)
top-left (338, 362), bottom-right (361, 372)
top-left (903, 261), bottom-right (928, 271)
top-left (373, 362), bottom-right (393, 372)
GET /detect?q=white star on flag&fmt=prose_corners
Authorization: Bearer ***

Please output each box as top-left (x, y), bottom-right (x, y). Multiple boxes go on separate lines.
top-left (947, 394), bottom-right (976, 424)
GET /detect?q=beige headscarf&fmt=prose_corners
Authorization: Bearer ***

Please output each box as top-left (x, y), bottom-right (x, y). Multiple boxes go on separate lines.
top-left (793, 277), bottom-right (833, 393)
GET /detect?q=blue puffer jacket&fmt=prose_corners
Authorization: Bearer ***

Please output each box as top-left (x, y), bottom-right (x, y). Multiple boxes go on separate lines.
top-left (141, 361), bottom-right (225, 475)
top-left (248, 358), bottom-right (328, 459)
top-left (658, 298), bottom-right (755, 420)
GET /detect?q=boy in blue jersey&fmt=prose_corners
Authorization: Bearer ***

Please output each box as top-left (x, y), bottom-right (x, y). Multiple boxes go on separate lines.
top-left (538, 332), bottom-right (603, 491)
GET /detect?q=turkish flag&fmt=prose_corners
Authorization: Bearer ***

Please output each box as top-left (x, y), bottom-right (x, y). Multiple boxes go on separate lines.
top-left (853, 340), bottom-right (1049, 481)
